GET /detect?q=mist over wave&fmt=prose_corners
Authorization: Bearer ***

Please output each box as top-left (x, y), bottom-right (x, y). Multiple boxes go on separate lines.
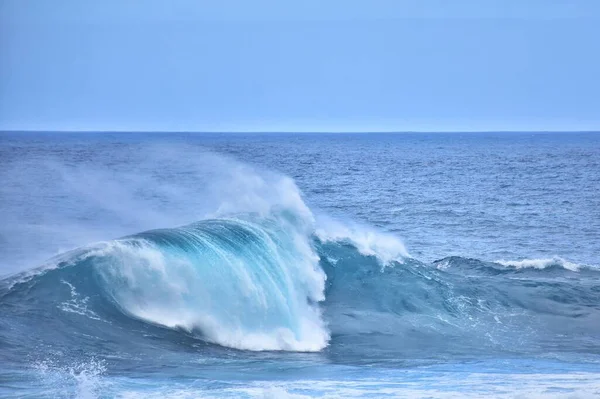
top-left (1, 148), bottom-right (411, 353)
top-left (0, 145), bottom-right (315, 274)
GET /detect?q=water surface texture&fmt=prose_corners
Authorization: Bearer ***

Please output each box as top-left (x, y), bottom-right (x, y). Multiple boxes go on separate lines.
top-left (1, 132), bottom-right (599, 398)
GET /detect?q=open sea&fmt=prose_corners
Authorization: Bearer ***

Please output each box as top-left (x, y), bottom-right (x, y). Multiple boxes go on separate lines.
top-left (0, 131), bottom-right (599, 398)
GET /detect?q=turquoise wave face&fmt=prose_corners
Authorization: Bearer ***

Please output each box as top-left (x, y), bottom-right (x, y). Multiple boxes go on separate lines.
top-left (92, 216), bottom-right (328, 351)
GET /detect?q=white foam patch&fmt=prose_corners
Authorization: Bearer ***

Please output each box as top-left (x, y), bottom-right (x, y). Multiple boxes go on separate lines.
top-left (435, 259), bottom-right (451, 270)
top-left (315, 216), bottom-right (409, 265)
top-left (33, 358), bottom-right (107, 399)
top-left (496, 256), bottom-right (582, 271)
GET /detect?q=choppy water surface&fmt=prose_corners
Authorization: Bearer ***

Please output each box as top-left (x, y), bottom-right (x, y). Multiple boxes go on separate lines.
top-left (1, 132), bottom-right (599, 398)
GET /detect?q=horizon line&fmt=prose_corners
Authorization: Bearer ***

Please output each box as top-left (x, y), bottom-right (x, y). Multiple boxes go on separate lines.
top-left (2, 129), bottom-right (600, 134)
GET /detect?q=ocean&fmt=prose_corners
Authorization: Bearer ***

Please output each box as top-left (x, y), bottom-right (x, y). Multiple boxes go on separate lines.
top-left (0, 131), bottom-right (599, 398)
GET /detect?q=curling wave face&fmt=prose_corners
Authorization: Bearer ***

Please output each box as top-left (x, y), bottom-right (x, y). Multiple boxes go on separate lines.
top-left (92, 216), bottom-right (328, 351)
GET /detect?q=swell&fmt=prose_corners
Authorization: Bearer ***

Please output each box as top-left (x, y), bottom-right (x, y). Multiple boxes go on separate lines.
top-left (2, 216), bottom-right (599, 359)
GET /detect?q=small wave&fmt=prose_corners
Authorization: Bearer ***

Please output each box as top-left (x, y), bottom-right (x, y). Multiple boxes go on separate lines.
top-left (496, 257), bottom-right (582, 272)
top-left (314, 217), bottom-right (409, 265)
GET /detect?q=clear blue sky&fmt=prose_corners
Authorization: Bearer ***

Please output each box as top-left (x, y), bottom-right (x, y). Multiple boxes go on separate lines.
top-left (1, 1), bottom-right (599, 132)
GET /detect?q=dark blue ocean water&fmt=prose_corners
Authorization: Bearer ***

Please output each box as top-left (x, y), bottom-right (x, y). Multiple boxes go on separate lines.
top-left (1, 132), bottom-right (599, 398)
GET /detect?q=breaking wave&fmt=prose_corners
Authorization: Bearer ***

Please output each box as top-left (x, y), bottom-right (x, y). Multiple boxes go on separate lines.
top-left (90, 216), bottom-right (329, 352)
top-left (0, 164), bottom-right (410, 352)
top-left (496, 257), bottom-right (583, 271)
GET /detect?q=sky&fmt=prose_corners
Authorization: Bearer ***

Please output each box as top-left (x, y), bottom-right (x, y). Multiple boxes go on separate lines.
top-left (1, 1), bottom-right (599, 132)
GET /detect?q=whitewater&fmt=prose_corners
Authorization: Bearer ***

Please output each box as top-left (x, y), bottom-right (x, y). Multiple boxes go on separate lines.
top-left (1, 132), bottom-right (599, 398)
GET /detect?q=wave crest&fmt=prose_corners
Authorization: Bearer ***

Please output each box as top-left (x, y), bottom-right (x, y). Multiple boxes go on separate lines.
top-left (0, 156), bottom-right (416, 353)
top-left (496, 257), bottom-right (582, 271)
